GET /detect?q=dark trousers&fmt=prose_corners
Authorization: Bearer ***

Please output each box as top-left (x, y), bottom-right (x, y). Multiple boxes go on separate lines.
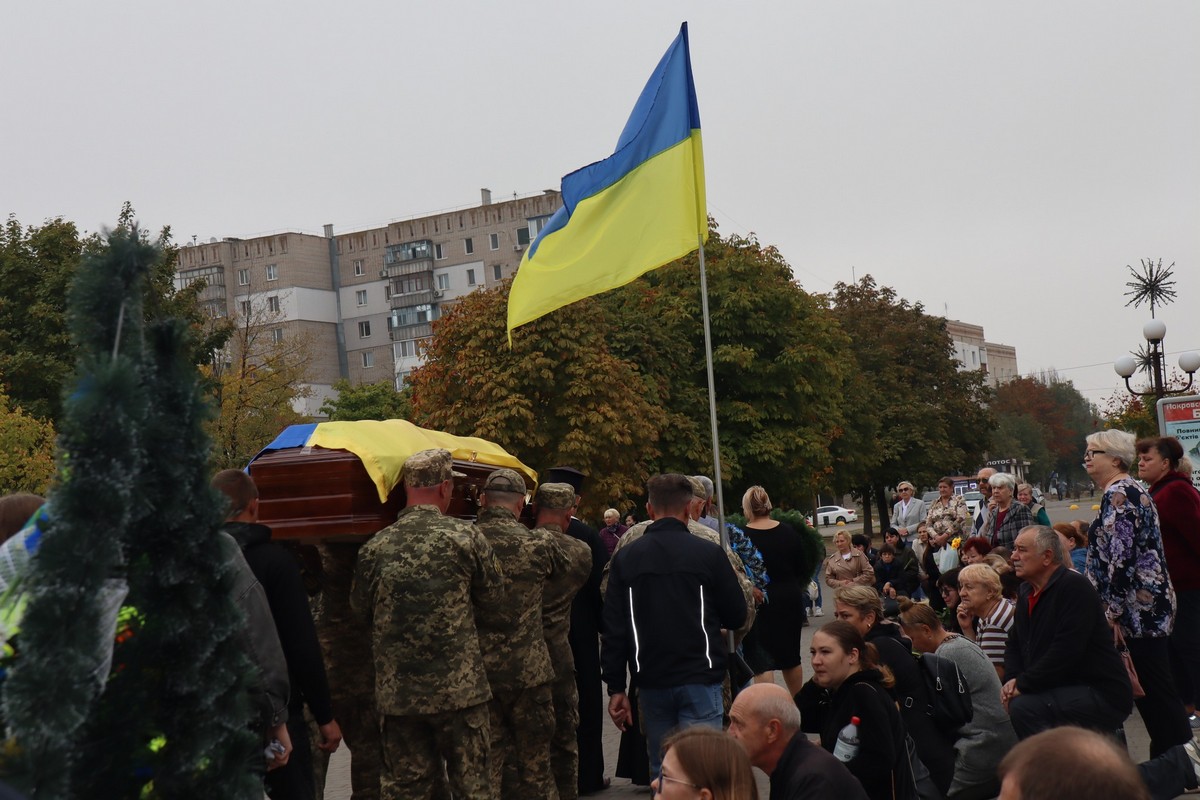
top-left (1128, 636), bottom-right (1191, 757)
top-left (1170, 589), bottom-right (1200, 710)
top-left (1009, 685), bottom-right (1128, 740)
top-left (574, 650), bottom-right (606, 794)
top-left (1138, 744), bottom-right (1200, 800)
top-left (265, 701), bottom-right (316, 800)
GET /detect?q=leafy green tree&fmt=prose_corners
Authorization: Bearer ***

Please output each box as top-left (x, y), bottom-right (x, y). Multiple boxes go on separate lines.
top-left (596, 230), bottom-right (857, 509)
top-left (991, 373), bottom-right (1098, 485)
top-left (0, 387), bottom-right (56, 495)
top-left (829, 277), bottom-right (993, 533)
top-left (320, 378), bottom-right (411, 421)
top-left (1100, 390), bottom-right (1157, 440)
top-left (0, 204), bottom-right (231, 425)
top-left (0, 215), bottom-right (81, 422)
top-left (409, 283), bottom-right (665, 520)
top-left (411, 227), bottom-right (858, 518)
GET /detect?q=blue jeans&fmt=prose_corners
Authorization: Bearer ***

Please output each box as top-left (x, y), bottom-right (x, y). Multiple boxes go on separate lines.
top-left (638, 683), bottom-right (724, 776)
top-left (803, 564), bottom-right (823, 610)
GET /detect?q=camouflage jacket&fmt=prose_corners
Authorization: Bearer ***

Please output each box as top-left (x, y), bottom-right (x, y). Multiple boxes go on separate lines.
top-left (538, 523), bottom-right (592, 677)
top-left (475, 505), bottom-right (556, 691)
top-left (350, 504), bottom-right (505, 715)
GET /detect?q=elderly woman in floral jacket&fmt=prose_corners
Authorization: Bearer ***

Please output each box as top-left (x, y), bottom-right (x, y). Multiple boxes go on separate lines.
top-left (1084, 428), bottom-right (1190, 757)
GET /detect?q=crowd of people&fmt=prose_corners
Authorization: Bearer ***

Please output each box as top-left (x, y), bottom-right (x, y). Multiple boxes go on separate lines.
top-left (595, 430), bottom-right (1200, 800)
top-left (4, 429), bottom-right (1200, 800)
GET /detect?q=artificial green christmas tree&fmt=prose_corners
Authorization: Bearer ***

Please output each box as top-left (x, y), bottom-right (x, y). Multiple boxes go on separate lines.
top-left (4, 226), bottom-right (260, 798)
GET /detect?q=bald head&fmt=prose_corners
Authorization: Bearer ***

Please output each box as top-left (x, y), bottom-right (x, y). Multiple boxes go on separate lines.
top-left (728, 683), bottom-right (799, 773)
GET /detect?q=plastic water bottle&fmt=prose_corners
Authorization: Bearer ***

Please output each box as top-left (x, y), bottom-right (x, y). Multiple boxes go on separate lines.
top-left (833, 716), bottom-right (860, 762)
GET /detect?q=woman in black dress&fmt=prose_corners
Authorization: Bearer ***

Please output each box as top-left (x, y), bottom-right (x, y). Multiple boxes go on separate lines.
top-left (741, 485), bottom-right (809, 696)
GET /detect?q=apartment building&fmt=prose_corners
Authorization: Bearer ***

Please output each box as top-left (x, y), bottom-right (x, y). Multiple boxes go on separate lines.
top-left (944, 319), bottom-right (1020, 388)
top-left (175, 189), bottom-right (562, 414)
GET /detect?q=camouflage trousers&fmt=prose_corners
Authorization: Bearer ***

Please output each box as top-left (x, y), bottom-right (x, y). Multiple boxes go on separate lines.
top-left (314, 542), bottom-right (382, 799)
top-left (550, 671), bottom-right (580, 800)
top-left (488, 683), bottom-right (558, 800)
top-left (380, 703), bottom-right (490, 800)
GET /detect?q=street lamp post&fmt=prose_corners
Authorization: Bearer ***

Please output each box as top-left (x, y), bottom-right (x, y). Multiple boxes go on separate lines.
top-left (1113, 319), bottom-right (1200, 402)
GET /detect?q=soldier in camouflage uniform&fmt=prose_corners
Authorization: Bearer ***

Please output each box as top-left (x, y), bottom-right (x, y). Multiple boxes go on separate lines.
top-left (313, 540), bottom-right (382, 799)
top-left (474, 469), bottom-right (560, 800)
top-left (534, 483), bottom-right (593, 800)
top-left (350, 449), bottom-right (506, 800)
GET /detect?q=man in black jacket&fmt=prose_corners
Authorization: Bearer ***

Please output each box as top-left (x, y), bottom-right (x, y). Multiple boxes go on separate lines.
top-left (728, 683), bottom-right (867, 800)
top-left (601, 473), bottom-right (747, 778)
top-left (213, 470), bottom-right (343, 800)
top-left (1003, 524), bottom-right (1133, 738)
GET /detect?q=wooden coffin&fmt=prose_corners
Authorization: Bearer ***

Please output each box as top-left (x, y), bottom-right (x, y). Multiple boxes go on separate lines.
top-left (249, 446), bottom-right (504, 543)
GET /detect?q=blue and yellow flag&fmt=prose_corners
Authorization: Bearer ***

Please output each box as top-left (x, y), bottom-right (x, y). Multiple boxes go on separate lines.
top-left (506, 23), bottom-right (707, 339)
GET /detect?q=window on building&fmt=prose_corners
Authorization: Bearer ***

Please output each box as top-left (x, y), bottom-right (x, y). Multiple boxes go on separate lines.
top-left (492, 264), bottom-right (502, 281)
top-left (467, 269), bottom-right (476, 286)
top-left (362, 351), bottom-right (375, 368)
top-left (271, 328), bottom-right (284, 344)
top-left (356, 289), bottom-right (368, 306)
top-left (489, 233), bottom-right (499, 250)
top-left (385, 284), bottom-right (392, 300)
top-left (240, 300), bottom-right (251, 317)
top-left (358, 321), bottom-right (371, 338)
top-left (464, 238), bottom-right (474, 255)
top-left (237, 269), bottom-right (249, 286)
top-left (516, 227), bottom-right (531, 246)
top-left (437, 273), bottom-right (450, 291)
top-left (266, 264), bottom-right (278, 281)
top-left (353, 259), bottom-right (364, 276)
top-left (397, 339), bottom-right (416, 358)
top-left (267, 296), bottom-right (280, 313)
top-left (435, 243), bottom-right (444, 260)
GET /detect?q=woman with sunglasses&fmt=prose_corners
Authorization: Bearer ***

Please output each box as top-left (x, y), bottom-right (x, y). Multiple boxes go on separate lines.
top-left (650, 726), bottom-right (757, 799)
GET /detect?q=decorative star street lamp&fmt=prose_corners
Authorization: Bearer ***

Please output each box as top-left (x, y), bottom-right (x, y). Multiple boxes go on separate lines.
top-left (1113, 319), bottom-right (1200, 401)
top-left (1114, 259), bottom-right (1200, 402)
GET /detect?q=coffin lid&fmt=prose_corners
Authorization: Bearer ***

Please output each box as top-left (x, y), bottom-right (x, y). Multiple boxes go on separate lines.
top-left (249, 420), bottom-right (538, 502)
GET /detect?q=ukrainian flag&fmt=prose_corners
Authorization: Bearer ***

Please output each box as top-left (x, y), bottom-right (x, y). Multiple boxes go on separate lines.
top-left (506, 23), bottom-right (706, 338)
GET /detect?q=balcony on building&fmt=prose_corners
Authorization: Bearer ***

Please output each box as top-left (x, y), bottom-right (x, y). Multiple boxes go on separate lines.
top-left (382, 240), bottom-right (435, 277)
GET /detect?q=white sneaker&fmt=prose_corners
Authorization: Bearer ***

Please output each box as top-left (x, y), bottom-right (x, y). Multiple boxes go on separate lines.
top-left (1184, 740), bottom-right (1200, 785)
top-left (814, 607), bottom-right (824, 617)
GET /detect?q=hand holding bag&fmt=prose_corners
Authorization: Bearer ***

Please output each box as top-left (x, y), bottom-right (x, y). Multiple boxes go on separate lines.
top-left (1113, 625), bottom-right (1146, 699)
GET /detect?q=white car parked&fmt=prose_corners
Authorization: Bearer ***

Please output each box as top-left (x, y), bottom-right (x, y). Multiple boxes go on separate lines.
top-left (812, 505), bottom-right (858, 525)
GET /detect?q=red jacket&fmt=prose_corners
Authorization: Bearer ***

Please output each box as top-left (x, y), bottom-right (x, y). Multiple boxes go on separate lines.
top-left (1150, 471), bottom-right (1200, 592)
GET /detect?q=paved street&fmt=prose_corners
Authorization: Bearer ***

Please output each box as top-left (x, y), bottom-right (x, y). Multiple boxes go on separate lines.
top-left (320, 493), bottom-right (1184, 799)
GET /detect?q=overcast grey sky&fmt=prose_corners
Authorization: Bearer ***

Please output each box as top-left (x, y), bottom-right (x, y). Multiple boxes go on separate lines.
top-left (4, 1), bottom-right (1197, 408)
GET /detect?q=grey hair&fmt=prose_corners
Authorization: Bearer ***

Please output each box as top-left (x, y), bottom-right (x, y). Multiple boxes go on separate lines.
top-left (989, 472), bottom-right (1017, 491)
top-left (896, 481), bottom-right (915, 493)
top-left (1087, 429), bottom-right (1137, 471)
top-left (692, 475), bottom-right (714, 500)
top-left (1025, 525), bottom-right (1065, 564)
top-left (604, 508), bottom-right (620, 518)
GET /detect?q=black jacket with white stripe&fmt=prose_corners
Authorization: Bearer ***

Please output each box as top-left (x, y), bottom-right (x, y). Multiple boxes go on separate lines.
top-left (600, 516), bottom-right (748, 693)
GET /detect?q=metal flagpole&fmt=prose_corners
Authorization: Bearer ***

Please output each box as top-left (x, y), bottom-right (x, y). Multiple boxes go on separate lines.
top-left (696, 234), bottom-right (727, 550)
top-left (696, 234), bottom-right (737, 655)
